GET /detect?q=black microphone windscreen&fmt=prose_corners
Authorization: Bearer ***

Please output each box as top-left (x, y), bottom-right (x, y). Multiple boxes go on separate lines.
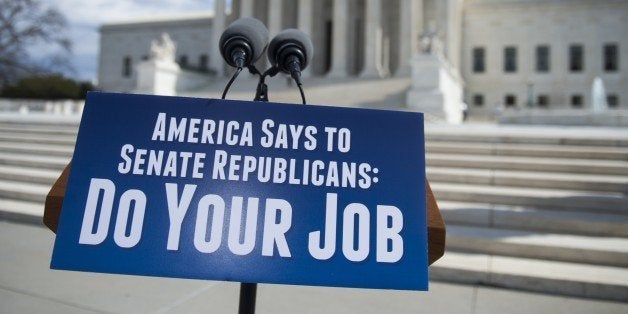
top-left (219, 17), bottom-right (269, 63)
top-left (268, 29), bottom-right (314, 69)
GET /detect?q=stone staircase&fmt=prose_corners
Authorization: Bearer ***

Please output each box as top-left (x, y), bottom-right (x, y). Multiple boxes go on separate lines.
top-left (0, 115), bottom-right (627, 302)
top-left (0, 118), bottom-right (77, 223)
top-left (425, 124), bottom-right (628, 301)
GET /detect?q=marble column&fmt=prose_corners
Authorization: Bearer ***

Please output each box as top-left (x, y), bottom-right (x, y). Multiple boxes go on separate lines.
top-left (445, 0), bottom-right (464, 71)
top-left (240, 0), bottom-right (254, 17)
top-left (327, 0), bottom-right (349, 77)
top-left (396, 0), bottom-right (422, 76)
top-left (268, 0), bottom-right (283, 36)
top-left (211, 0), bottom-right (227, 76)
top-left (435, 0), bottom-right (447, 58)
top-left (360, 0), bottom-right (385, 78)
top-left (298, 0), bottom-right (313, 77)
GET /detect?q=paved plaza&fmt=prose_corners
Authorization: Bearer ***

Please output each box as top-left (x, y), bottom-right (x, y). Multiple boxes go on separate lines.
top-left (1, 220), bottom-right (627, 314)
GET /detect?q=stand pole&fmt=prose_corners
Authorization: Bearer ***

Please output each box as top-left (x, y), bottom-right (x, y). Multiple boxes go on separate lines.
top-left (237, 84), bottom-right (266, 314)
top-left (238, 283), bottom-right (257, 314)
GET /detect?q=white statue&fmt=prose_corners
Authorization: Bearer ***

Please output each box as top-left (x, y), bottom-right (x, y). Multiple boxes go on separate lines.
top-left (149, 33), bottom-right (176, 62)
top-left (419, 20), bottom-right (443, 56)
top-left (136, 33), bottom-right (180, 96)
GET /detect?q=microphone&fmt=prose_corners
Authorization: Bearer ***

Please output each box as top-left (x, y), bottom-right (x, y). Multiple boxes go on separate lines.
top-left (219, 17), bottom-right (269, 69)
top-left (267, 29), bottom-right (313, 86)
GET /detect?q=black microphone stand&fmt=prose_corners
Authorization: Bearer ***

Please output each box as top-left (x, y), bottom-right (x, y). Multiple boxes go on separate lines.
top-left (222, 63), bottom-right (305, 314)
top-left (231, 64), bottom-right (279, 314)
top-left (253, 67), bottom-right (280, 102)
top-left (238, 282), bottom-right (257, 314)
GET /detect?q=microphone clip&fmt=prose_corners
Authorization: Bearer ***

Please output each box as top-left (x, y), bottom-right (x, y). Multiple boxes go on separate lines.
top-left (253, 67), bottom-right (281, 102)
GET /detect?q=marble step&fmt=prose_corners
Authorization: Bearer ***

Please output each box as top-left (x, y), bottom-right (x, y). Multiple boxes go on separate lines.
top-left (0, 179), bottom-right (50, 203)
top-left (430, 251), bottom-right (628, 302)
top-left (431, 183), bottom-right (627, 214)
top-left (425, 125), bottom-right (628, 147)
top-left (0, 165), bottom-right (61, 185)
top-left (0, 142), bottom-right (74, 157)
top-left (0, 132), bottom-right (76, 146)
top-left (426, 153), bottom-right (628, 175)
top-left (0, 125), bottom-right (78, 136)
top-left (0, 199), bottom-right (44, 225)
top-left (425, 142), bottom-right (628, 161)
top-left (427, 167), bottom-right (628, 193)
top-left (426, 133), bottom-right (628, 147)
top-left (0, 114), bottom-right (81, 127)
top-left (446, 225), bottom-right (628, 267)
top-left (0, 152), bottom-right (69, 170)
top-left (439, 201), bottom-right (628, 238)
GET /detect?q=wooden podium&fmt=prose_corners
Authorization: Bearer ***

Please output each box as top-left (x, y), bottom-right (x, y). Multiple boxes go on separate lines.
top-left (43, 163), bottom-right (446, 265)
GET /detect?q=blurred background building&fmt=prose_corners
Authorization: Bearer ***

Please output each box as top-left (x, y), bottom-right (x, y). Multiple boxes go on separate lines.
top-left (98, 0), bottom-right (628, 120)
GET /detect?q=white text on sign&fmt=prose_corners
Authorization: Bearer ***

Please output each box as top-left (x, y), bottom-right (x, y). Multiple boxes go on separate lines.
top-left (78, 179), bottom-right (404, 263)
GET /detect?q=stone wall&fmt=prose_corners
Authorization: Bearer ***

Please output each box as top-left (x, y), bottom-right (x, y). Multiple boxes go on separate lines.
top-left (461, 0), bottom-right (628, 116)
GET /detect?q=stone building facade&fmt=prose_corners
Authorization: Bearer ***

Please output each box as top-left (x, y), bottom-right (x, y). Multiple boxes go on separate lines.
top-left (462, 0), bottom-right (628, 116)
top-left (98, 0), bottom-right (628, 115)
top-left (99, 13), bottom-right (214, 92)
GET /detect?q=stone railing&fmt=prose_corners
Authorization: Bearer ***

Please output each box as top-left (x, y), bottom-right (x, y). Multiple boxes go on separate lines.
top-left (0, 99), bottom-right (84, 115)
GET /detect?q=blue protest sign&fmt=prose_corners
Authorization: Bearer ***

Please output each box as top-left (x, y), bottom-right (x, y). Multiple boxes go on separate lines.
top-left (51, 92), bottom-right (428, 291)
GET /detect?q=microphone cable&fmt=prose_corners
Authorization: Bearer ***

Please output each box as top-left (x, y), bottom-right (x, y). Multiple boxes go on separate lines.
top-left (296, 79), bottom-right (306, 105)
top-left (221, 67), bottom-right (242, 99)
top-left (286, 56), bottom-right (306, 105)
